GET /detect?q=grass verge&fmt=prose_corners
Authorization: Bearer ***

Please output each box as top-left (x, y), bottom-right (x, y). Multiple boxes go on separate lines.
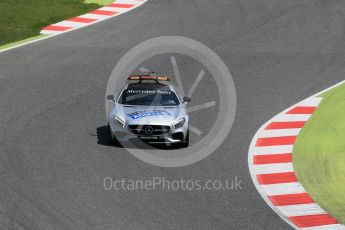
top-left (0, 0), bottom-right (114, 47)
top-left (84, 0), bottom-right (114, 4)
top-left (293, 83), bottom-right (345, 224)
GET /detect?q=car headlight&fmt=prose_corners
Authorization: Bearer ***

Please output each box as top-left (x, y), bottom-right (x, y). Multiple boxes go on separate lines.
top-left (113, 116), bottom-right (125, 128)
top-left (173, 117), bottom-right (185, 129)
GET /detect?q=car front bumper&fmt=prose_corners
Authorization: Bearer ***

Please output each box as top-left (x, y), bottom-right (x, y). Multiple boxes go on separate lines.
top-left (109, 122), bottom-right (188, 144)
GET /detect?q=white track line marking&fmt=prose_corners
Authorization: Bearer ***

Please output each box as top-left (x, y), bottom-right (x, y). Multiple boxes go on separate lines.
top-left (301, 224), bottom-right (345, 230)
top-left (80, 13), bottom-right (109, 20)
top-left (253, 145), bottom-right (294, 155)
top-left (273, 114), bottom-right (312, 122)
top-left (53, 21), bottom-right (87, 28)
top-left (253, 163), bottom-right (294, 174)
top-left (100, 6), bottom-right (122, 12)
top-left (260, 128), bottom-right (302, 138)
top-left (262, 182), bottom-right (306, 196)
top-left (296, 97), bottom-right (323, 107)
top-left (105, 5), bottom-right (131, 12)
top-left (277, 203), bottom-right (326, 217)
top-left (40, 30), bottom-right (61, 35)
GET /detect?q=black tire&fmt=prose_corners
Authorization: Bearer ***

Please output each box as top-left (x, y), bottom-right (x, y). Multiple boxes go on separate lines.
top-left (107, 124), bottom-right (114, 143)
top-left (180, 129), bottom-right (189, 148)
top-left (107, 123), bottom-right (121, 146)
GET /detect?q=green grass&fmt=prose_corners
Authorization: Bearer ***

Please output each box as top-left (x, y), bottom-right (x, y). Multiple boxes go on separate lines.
top-left (293, 83), bottom-right (345, 224)
top-left (84, 0), bottom-right (114, 5)
top-left (0, 0), bottom-right (111, 47)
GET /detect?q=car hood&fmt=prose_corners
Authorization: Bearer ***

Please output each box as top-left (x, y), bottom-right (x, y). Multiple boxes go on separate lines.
top-left (118, 105), bottom-right (181, 125)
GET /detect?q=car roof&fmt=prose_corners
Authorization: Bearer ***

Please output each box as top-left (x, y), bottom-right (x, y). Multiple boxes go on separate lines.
top-left (116, 82), bottom-right (181, 103)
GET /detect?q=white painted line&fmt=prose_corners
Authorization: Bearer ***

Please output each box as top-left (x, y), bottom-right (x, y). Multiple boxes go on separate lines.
top-left (103, 6), bottom-right (131, 13)
top-left (54, 21), bottom-right (86, 28)
top-left (277, 203), bottom-right (326, 217)
top-left (260, 128), bottom-right (302, 138)
top-left (98, 6), bottom-right (120, 12)
top-left (100, 6), bottom-right (127, 12)
top-left (273, 114), bottom-right (311, 122)
top-left (302, 224), bottom-right (345, 230)
top-left (296, 97), bottom-right (323, 107)
top-left (253, 145), bottom-right (294, 155)
top-left (119, 0), bottom-right (144, 3)
top-left (253, 163), bottom-right (294, 174)
top-left (41, 30), bottom-right (63, 35)
top-left (82, 13), bottom-right (110, 19)
top-left (262, 182), bottom-right (306, 196)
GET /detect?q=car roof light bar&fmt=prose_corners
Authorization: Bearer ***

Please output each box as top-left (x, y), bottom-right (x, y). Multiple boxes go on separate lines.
top-left (128, 75), bottom-right (170, 83)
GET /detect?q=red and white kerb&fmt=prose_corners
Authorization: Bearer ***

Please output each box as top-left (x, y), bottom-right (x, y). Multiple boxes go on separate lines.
top-left (249, 96), bottom-right (345, 230)
top-left (41, 0), bottom-right (147, 35)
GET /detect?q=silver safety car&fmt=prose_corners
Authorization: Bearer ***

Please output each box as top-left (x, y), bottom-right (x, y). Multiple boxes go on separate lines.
top-left (106, 74), bottom-right (190, 147)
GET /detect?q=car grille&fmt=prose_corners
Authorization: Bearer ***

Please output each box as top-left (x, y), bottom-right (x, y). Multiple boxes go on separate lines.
top-left (128, 125), bottom-right (171, 136)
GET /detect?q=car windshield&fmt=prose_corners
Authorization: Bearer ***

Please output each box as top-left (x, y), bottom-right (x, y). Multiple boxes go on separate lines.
top-left (119, 87), bottom-right (180, 106)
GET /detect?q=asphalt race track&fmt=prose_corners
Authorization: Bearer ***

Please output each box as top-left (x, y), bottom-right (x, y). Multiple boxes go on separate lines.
top-left (1, 1), bottom-right (345, 229)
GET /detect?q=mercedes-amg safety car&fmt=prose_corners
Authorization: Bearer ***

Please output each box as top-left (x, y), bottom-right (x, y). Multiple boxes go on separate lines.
top-left (106, 74), bottom-right (191, 147)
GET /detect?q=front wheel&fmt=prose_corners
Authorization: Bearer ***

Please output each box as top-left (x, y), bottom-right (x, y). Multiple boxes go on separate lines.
top-left (107, 124), bottom-right (120, 146)
top-left (180, 129), bottom-right (189, 148)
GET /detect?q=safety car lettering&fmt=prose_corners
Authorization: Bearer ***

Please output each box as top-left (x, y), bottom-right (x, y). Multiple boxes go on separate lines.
top-left (127, 110), bottom-right (171, 120)
top-left (127, 89), bottom-right (172, 94)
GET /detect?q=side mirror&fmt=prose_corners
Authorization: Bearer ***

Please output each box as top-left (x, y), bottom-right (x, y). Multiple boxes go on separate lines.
top-left (107, 95), bottom-right (115, 101)
top-left (182, 96), bottom-right (191, 103)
